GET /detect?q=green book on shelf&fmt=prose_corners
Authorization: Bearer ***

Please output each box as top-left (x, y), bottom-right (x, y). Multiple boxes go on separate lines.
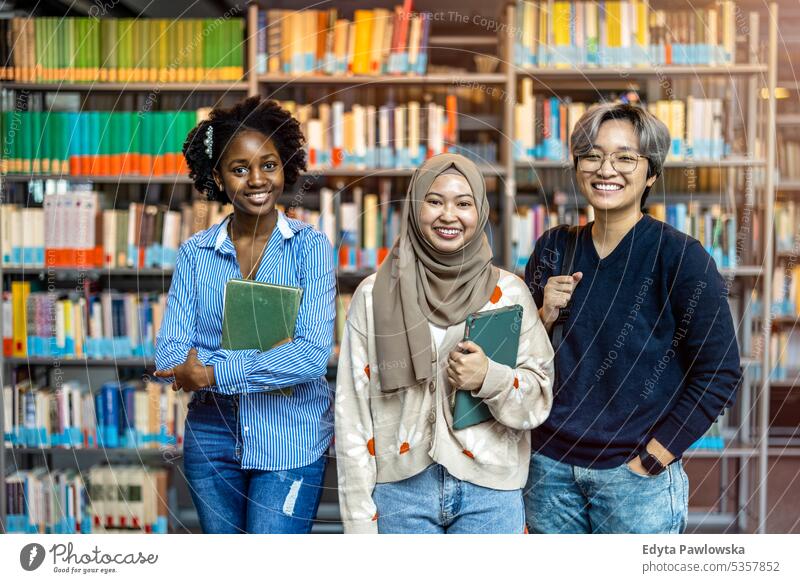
top-left (221, 278), bottom-right (303, 395)
top-left (452, 304), bottom-right (523, 431)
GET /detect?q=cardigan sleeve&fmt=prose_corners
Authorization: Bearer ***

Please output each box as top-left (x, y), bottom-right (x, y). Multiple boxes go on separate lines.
top-left (334, 285), bottom-right (380, 534)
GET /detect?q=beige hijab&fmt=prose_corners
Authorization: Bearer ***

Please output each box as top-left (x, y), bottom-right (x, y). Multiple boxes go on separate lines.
top-left (372, 153), bottom-right (499, 393)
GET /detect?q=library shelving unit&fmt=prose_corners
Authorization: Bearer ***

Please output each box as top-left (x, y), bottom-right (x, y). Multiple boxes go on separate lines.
top-left (0, 1), bottom-right (780, 534)
top-left (504, 2), bottom-right (778, 534)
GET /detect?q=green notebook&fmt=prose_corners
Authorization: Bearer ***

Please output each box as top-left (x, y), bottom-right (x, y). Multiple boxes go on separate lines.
top-left (221, 279), bottom-right (303, 395)
top-left (221, 278), bottom-right (303, 351)
top-left (451, 304), bottom-right (523, 430)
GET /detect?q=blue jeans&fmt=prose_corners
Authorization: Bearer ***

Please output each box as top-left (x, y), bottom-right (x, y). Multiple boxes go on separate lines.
top-left (372, 463), bottom-right (526, 534)
top-left (524, 453), bottom-right (689, 534)
top-left (183, 391), bottom-right (326, 534)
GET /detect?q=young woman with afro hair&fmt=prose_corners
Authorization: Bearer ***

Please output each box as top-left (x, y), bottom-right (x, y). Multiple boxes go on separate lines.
top-left (154, 96), bottom-right (336, 533)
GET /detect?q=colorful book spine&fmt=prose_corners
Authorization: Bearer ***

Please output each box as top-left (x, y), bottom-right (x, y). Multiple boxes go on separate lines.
top-left (1, 290), bottom-right (166, 360)
top-left (514, 87), bottom-right (729, 162)
top-left (513, 0), bottom-right (738, 69)
top-left (648, 202), bottom-right (738, 268)
top-left (293, 97), bottom-right (457, 170)
top-left (3, 17), bottom-right (243, 83)
top-left (4, 465), bottom-right (170, 533)
top-left (256, 3), bottom-right (430, 76)
top-left (0, 109), bottom-right (199, 177)
top-left (3, 380), bottom-right (188, 450)
top-left (1, 196), bottom-right (232, 270)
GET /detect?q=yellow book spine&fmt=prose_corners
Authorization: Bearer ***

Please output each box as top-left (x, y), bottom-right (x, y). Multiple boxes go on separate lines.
top-left (606, 1), bottom-right (622, 48)
top-left (352, 10), bottom-right (373, 75)
top-left (553, 2), bottom-right (571, 47)
top-left (11, 281), bottom-right (30, 358)
top-left (635, 0), bottom-right (649, 47)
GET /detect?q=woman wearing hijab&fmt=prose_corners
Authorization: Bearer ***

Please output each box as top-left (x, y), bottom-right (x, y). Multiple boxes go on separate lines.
top-left (334, 153), bottom-right (555, 534)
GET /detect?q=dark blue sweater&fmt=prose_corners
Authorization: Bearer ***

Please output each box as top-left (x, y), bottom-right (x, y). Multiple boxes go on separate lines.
top-left (524, 215), bottom-right (741, 468)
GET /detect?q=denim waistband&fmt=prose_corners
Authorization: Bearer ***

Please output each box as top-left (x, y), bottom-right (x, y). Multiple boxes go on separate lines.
top-left (194, 390), bottom-right (238, 405)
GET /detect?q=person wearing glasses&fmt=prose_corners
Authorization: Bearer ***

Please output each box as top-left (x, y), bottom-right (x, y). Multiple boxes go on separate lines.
top-left (523, 103), bottom-right (741, 533)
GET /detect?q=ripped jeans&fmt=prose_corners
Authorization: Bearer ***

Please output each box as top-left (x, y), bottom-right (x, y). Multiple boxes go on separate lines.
top-left (183, 391), bottom-right (326, 533)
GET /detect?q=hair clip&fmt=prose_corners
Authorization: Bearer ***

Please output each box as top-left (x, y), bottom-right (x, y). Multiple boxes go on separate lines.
top-left (203, 125), bottom-right (214, 159)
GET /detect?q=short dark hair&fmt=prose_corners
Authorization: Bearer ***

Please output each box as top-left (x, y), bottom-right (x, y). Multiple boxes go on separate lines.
top-left (570, 102), bottom-right (670, 208)
top-left (183, 96), bottom-right (307, 203)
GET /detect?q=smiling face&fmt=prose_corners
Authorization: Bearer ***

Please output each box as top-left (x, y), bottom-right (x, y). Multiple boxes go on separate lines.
top-left (576, 118), bottom-right (657, 214)
top-left (212, 129), bottom-right (285, 218)
top-left (418, 173), bottom-right (479, 254)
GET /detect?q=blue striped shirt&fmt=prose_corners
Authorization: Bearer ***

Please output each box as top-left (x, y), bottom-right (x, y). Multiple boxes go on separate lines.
top-left (155, 211), bottom-right (336, 471)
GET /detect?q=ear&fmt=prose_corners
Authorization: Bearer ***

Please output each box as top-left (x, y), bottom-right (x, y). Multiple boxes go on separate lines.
top-left (645, 173), bottom-right (658, 188)
top-left (211, 167), bottom-right (222, 191)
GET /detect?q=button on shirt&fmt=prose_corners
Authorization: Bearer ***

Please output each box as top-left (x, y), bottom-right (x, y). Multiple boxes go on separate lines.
top-left (155, 212), bottom-right (336, 470)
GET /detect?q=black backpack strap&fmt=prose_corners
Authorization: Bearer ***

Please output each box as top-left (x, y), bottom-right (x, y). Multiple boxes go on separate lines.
top-left (550, 225), bottom-right (580, 352)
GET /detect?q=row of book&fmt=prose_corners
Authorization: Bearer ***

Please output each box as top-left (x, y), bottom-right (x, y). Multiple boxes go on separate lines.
top-left (0, 109), bottom-right (206, 176)
top-left (778, 138), bottom-right (800, 181)
top-left (513, 0), bottom-right (738, 68)
top-left (256, 2), bottom-right (430, 76)
top-left (0, 195), bottom-right (232, 269)
top-left (282, 182), bottom-right (402, 272)
top-left (3, 283), bottom-right (167, 360)
top-left (5, 466), bottom-right (169, 534)
top-left (771, 265), bottom-right (800, 318)
top-left (776, 202), bottom-right (799, 254)
top-left (3, 379), bottom-right (187, 449)
top-left (511, 204), bottom-right (593, 271)
top-left (286, 97), bottom-right (459, 169)
top-left (511, 202), bottom-right (740, 271)
top-left (648, 203), bottom-right (738, 269)
top-left (770, 330), bottom-right (800, 382)
top-left (0, 16), bottom-right (244, 83)
top-left (514, 83), bottom-right (728, 161)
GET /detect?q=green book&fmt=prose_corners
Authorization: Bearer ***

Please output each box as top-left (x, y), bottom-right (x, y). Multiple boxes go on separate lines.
top-left (221, 278), bottom-right (303, 352)
top-left (452, 304), bottom-right (523, 431)
top-left (221, 279), bottom-right (303, 395)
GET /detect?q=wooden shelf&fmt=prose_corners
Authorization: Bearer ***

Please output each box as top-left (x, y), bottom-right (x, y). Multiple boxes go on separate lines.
top-left (516, 157), bottom-right (766, 169)
top-left (1, 267), bottom-right (172, 278)
top-left (4, 446), bottom-right (179, 455)
top-left (777, 113), bottom-right (800, 126)
top-left (1, 82), bottom-right (249, 92)
top-left (1, 164), bottom-right (505, 183)
top-left (0, 267), bottom-right (378, 284)
top-left (770, 379), bottom-right (800, 389)
top-left (720, 266), bottom-right (763, 277)
top-left (256, 73), bottom-right (507, 85)
top-left (516, 64), bottom-right (768, 79)
top-left (3, 357), bottom-right (155, 367)
top-left (777, 180), bottom-right (800, 191)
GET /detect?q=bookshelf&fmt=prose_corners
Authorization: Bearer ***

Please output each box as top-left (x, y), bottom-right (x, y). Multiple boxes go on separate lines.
top-left (0, 0), bottom-right (782, 534)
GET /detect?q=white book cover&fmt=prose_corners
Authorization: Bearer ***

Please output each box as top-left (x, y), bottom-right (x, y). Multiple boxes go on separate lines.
top-left (353, 104), bottom-right (367, 161)
top-left (408, 101), bottom-right (420, 156)
top-left (320, 187), bottom-right (335, 246)
top-left (103, 209), bottom-right (116, 268)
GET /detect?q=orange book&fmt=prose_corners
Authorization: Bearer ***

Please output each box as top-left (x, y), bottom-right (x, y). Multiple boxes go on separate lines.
top-left (140, 153), bottom-right (153, 175)
top-left (153, 153), bottom-right (165, 176)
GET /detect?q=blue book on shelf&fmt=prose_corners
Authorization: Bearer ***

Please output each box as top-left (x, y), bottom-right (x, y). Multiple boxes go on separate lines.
top-left (96, 383), bottom-right (120, 448)
top-left (120, 384), bottom-right (138, 448)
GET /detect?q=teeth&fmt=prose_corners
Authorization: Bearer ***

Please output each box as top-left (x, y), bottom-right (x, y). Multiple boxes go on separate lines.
top-left (593, 183), bottom-right (622, 191)
top-left (435, 227), bottom-right (460, 236)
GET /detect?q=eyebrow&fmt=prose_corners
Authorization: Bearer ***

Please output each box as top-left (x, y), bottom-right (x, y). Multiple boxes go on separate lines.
top-left (425, 192), bottom-right (473, 198)
top-left (227, 154), bottom-right (279, 165)
top-left (588, 146), bottom-right (639, 152)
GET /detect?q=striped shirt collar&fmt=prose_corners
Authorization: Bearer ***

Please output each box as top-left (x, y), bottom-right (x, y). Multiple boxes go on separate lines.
top-left (197, 211), bottom-right (305, 251)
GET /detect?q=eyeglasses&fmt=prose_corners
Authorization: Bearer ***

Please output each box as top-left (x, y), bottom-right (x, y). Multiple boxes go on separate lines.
top-left (577, 151), bottom-right (647, 174)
